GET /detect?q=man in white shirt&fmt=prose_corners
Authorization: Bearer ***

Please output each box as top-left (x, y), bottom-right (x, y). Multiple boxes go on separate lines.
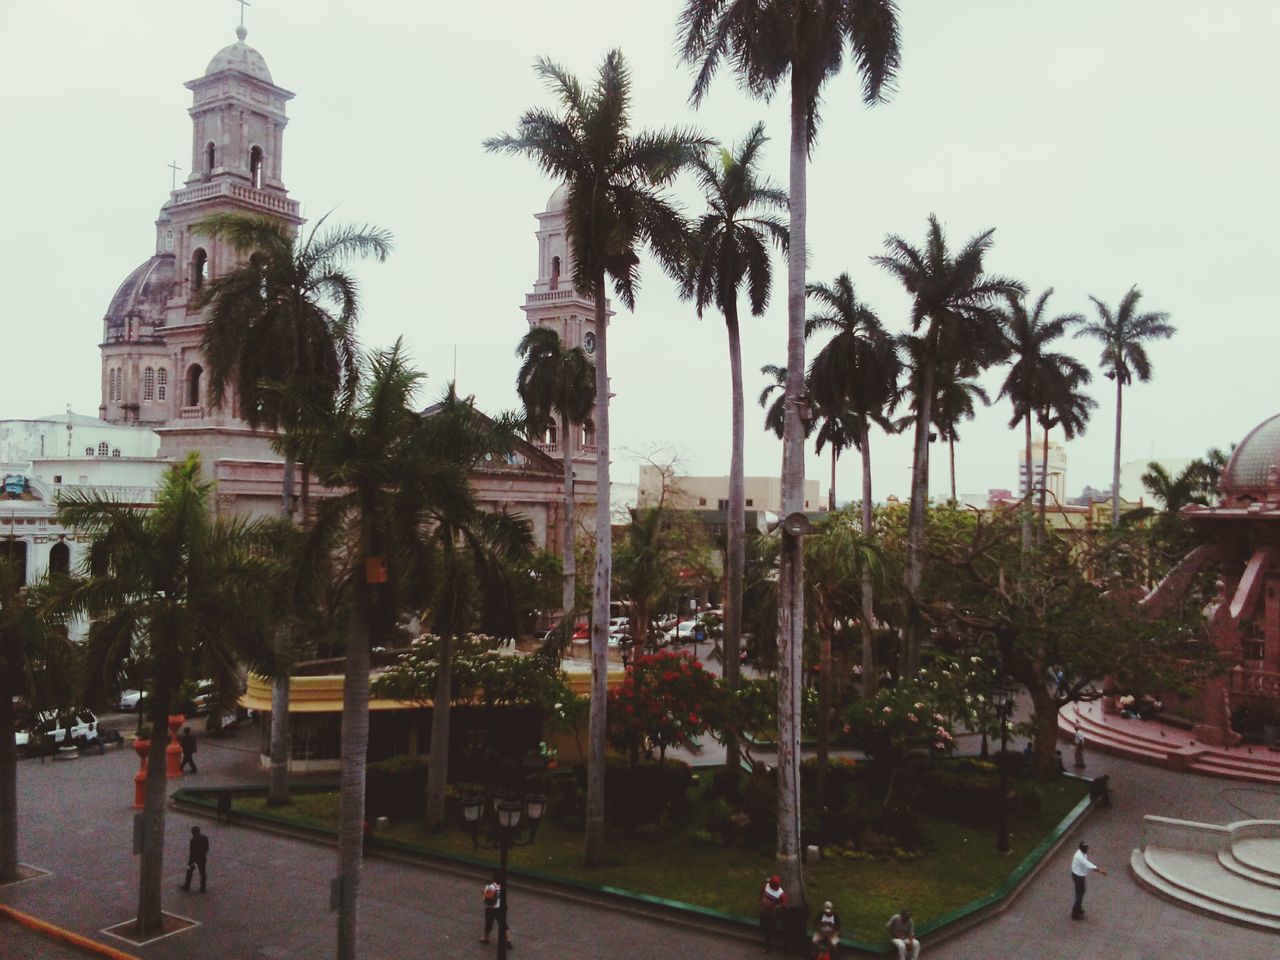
top-left (1071, 841), bottom-right (1106, 918)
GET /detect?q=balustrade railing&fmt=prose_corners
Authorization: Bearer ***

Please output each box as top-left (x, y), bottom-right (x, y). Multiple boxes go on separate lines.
top-left (1231, 665), bottom-right (1280, 700)
top-left (171, 180), bottom-right (300, 217)
top-left (180, 406), bottom-right (204, 420)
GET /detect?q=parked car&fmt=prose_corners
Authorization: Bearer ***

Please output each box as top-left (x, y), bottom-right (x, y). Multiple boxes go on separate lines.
top-left (15, 709), bottom-right (99, 757)
top-left (118, 689), bottom-right (147, 711)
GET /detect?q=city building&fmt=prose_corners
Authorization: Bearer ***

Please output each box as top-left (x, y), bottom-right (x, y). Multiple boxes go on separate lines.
top-left (636, 464), bottom-right (826, 519)
top-left (1017, 439), bottom-right (1067, 505)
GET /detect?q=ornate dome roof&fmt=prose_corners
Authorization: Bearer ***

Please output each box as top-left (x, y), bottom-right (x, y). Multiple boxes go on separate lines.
top-left (103, 254), bottom-right (175, 337)
top-left (205, 26), bottom-right (273, 83)
top-left (1220, 412), bottom-right (1280, 502)
top-left (546, 183), bottom-right (569, 212)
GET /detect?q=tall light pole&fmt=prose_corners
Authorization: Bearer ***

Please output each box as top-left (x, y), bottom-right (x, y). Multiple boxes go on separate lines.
top-left (461, 789), bottom-right (547, 960)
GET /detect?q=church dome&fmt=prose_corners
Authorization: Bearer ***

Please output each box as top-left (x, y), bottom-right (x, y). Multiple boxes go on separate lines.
top-left (205, 26), bottom-right (273, 84)
top-left (103, 254), bottom-right (175, 340)
top-left (1219, 412), bottom-right (1280, 503)
top-left (546, 183), bottom-right (570, 212)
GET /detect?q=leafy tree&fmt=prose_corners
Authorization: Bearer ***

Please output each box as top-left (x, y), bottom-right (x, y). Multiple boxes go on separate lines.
top-left (607, 651), bottom-right (723, 766)
top-left (873, 215), bottom-right (1022, 676)
top-left (841, 684), bottom-right (954, 803)
top-left (1076, 286), bottom-right (1176, 526)
top-left (58, 455), bottom-right (278, 935)
top-left (0, 564), bottom-right (73, 882)
top-left (681, 0), bottom-right (902, 902)
top-left (515, 327), bottom-right (596, 624)
top-left (194, 211), bottom-right (392, 807)
top-left (679, 122), bottom-right (788, 774)
top-left (757, 363), bottom-right (798, 440)
top-left (614, 505), bottom-right (713, 653)
top-left (487, 51), bottom-right (705, 867)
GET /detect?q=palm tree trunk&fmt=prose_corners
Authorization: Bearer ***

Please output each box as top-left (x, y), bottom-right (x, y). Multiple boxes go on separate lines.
top-left (904, 332), bottom-right (935, 679)
top-left (773, 77), bottom-right (809, 906)
top-left (560, 411), bottom-right (577, 620)
top-left (137, 689), bottom-right (171, 934)
top-left (424, 633), bottom-right (452, 829)
top-left (1111, 378), bottom-right (1123, 526)
top-left (815, 615), bottom-right (833, 822)
top-left (859, 432), bottom-right (876, 700)
top-left (829, 447), bottom-right (837, 512)
top-left (0, 685), bottom-right (19, 882)
top-left (336, 572), bottom-right (373, 960)
top-left (268, 458), bottom-right (296, 807)
top-left (1037, 423), bottom-right (1050, 542)
top-left (724, 304), bottom-right (745, 774)
top-left (584, 274), bottom-right (611, 869)
top-left (1021, 413), bottom-right (1033, 556)
top-left (948, 435), bottom-right (957, 502)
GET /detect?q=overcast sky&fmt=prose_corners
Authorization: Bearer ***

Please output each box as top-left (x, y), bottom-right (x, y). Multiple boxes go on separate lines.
top-left (3, 2), bottom-right (1276, 502)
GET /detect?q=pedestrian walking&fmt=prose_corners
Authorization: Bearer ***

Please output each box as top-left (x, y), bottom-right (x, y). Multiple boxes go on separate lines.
top-left (179, 826), bottom-right (209, 893)
top-left (886, 908), bottom-right (920, 960)
top-left (1070, 841), bottom-right (1106, 919)
top-left (480, 872), bottom-right (513, 948)
top-left (179, 725), bottom-right (198, 773)
top-left (1073, 723), bottom-right (1085, 769)
top-left (758, 874), bottom-right (787, 952)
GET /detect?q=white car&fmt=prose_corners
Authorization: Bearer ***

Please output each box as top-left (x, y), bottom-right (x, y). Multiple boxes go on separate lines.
top-left (118, 689), bottom-right (146, 711)
top-left (15, 710), bottom-right (98, 756)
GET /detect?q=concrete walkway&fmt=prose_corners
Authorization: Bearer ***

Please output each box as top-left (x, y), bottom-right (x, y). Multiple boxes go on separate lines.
top-left (3, 722), bottom-right (1279, 959)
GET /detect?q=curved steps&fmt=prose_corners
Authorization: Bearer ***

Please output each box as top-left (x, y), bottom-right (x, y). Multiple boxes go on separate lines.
top-left (1130, 850), bottom-right (1280, 931)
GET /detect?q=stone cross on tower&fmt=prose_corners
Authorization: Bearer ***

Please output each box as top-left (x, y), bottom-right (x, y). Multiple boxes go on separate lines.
top-left (237, 0), bottom-right (251, 28)
top-left (167, 161), bottom-right (181, 190)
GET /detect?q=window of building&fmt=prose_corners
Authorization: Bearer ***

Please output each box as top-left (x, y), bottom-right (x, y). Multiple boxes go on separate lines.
top-left (191, 248), bottom-right (209, 293)
top-left (85, 447), bottom-right (94, 456)
top-left (249, 146), bottom-right (264, 189)
top-left (116, 368), bottom-right (123, 400)
top-left (108, 369), bottom-right (116, 402)
top-left (699, 497), bottom-right (707, 506)
top-left (48, 542), bottom-right (70, 576)
top-left (157, 368), bottom-right (167, 401)
top-left (746, 499), bottom-right (754, 507)
top-left (52, 475), bottom-right (62, 484)
top-left (143, 367), bottom-right (155, 401)
top-left (98, 442), bottom-right (109, 456)
top-left (717, 499), bottom-right (729, 510)
top-left (550, 255), bottom-right (561, 290)
top-left (187, 364), bottom-right (203, 407)
top-left (205, 142), bottom-right (216, 176)
top-left (112, 448), bottom-right (121, 458)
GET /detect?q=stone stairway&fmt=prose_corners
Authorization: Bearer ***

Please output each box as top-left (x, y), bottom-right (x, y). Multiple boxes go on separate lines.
top-left (1130, 816), bottom-right (1280, 931)
top-left (1059, 701), bottom-right (1280, 785)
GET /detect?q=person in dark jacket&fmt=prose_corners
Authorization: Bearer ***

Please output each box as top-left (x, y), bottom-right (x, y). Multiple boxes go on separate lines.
top-left (179, 826), bottom-right (209, 893)
top-left (179, 726), bottom-right (197, 773)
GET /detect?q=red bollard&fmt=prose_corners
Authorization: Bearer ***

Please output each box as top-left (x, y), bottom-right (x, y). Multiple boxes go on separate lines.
top-left (166, 715), bottom-right (185, 779)
top-left (132, 739), bottom-right (150, 809)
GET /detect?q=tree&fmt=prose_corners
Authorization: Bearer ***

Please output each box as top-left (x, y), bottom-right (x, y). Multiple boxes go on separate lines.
top-left (1033, 354), bottom-right (1094, 536)
top-left (0, 563), bottom-right (73, 883)
top-left (805, 274), bottom-right (900, 697)
top-left (487, 51), bottom-right (706, 867)
top-left (194, 211), bottom-right (392, 807)
top-left (607, 651), bottom-right (723, 765)
top-left (1076, 286), bottom-right (1176, 526)
top-left (758, 363), bottom-right (795, 440)
top-left (614, 505), bottom-right (712, 655)
top-left (873, 215), bottom-right (1021, 677)
top-left (58, 455), bottom-right (277, 935)
top-left (931, 363), bottom-right (990, 503)
top-left (515, 327), bottom-right (596, 626)
top-left (679, 122), bottom-right (788, 775)
top-left (681, 0), bottom-right (901, 903)
top-left (995, 289), bottom-right (1083, 554)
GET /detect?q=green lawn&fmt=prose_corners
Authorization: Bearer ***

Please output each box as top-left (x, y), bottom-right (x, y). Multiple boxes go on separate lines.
top-left (235, 773), bottom-right (1087, 948)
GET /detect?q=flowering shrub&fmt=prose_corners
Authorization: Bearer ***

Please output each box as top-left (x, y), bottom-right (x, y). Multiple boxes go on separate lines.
top-left (607, 651), bottom-right (724, 763)
top-left (841, 685), bottom-right (955, 804)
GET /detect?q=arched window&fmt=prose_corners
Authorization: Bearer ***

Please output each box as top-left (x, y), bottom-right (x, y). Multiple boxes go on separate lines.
top-left (191, 248), bottom-right (208, 293)
top-left (85, 446), bottom-right (94, 456)
top-left (48, 542), bottom-right (70, 576)
top-left (187, 364), bottom-right (203, 407)
top-left (550, 255), bottom-right (561, 290)
top-left (97, 442), bottom-right (109, 456)
top-left (157, 368), bottom-right (167, 401)
top-left (112, 448), bottom-right (121, 458)
top-left (108, 369), bottom-right (116, 402)
top-left (581, 421), bottom-right (595, 448)
top-left (249, 146), bottom-right (264, 189)
top-left (205, 142), bottom-right (216, 176)
top-left (545, 421), bottom-right (557, 445)
top-left (143, 367), bottom-right (155, 401)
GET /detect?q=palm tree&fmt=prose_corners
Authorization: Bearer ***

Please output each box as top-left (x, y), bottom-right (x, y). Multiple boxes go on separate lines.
top-left (0, 563), bottom-right (73, 883)
top-left (58, 455), bottom-right (278, 936)
top-left (679, 122), bottom-right (788, 775)
top-left (873, 215), bottom-right (1021, 675)
top-left (680, 0), bottom-right (901, 902)
top-left (486, 51), bottom-right (705, 867)
top-left (1076, 286), bottom-right (1175, 526)
top-left (515, 328), bottom-right (596, 628)
top-left (805, 275), bottom-right (900, 697)
top-left (933, 367), bottom-right (989, 503)
top-left (1033, 355), bottom-right (1094, 534)
top-left (995, 290), bottom-right (1083, 553)
top-left (194, 211), bottom-right (393, 807)
top-left (758, 363), bottom-right (792, 439)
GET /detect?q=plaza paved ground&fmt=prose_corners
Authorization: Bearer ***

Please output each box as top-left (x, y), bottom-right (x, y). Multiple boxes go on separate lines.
top-left (3, 718), bottom-right (1278, 959)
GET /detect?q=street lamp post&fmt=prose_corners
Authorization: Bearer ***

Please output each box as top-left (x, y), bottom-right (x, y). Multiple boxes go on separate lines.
top-left (993, 683), bottom-right (1016, 855)
top-left (461, 789), bottom-right (547, 960)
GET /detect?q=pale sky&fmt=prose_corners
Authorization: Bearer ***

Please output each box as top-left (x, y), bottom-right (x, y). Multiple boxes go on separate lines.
top-left (2, 2), bottom-right (1276, 503)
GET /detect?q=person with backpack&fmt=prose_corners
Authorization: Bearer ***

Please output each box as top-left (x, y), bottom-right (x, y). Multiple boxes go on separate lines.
top-left (480, 872), bottom-right (513, 949)
top-left (759, 874), bottom-right (787, 952)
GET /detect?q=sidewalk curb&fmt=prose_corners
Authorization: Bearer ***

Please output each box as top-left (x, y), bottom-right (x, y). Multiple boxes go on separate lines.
top-left (0, 903), bottom-right (141, 960)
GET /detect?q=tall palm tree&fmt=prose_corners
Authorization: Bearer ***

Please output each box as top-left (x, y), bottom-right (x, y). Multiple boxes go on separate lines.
top-left (680, 0), bottom-right (901, 901)
top-left (679, 122), bottom-right (788, 775)
top-left (194, 211), bottom-right (393, 807)
top-left (758, 363), bottom-right (792, 439)
top-left (874, 215), bottom-right (1021, 675)
top-left (515, 328), bottom-right (596, 626)
top-left (1076, 286), bottom-right (1175, 526)
top-left (1033, 355), bottom-right (1094, 535)
top-left (486, 51), bottom-right (705, 867)
top-left (58, 455), bottom-right (278, 936)
top-left (995, 289), bottom-right (1082, 553)
top-left (805, 274), bottom-right (900, 697)
top-left (933, 365), bottom-right (989, 503)
top-left (0, 563), bottom-right (73, 883)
